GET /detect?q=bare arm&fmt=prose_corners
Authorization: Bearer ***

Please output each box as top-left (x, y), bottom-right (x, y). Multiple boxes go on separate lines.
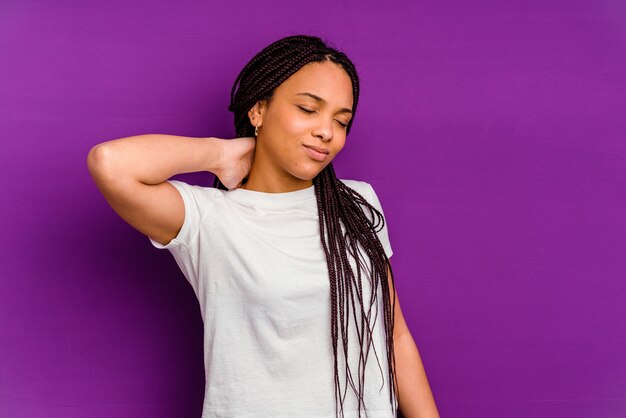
top-left (86, 134), bottom-right (224, 246)
top-left (387, 265), bottom-right (440, 418)
top-left (88, 134), bottom-right (223, 185)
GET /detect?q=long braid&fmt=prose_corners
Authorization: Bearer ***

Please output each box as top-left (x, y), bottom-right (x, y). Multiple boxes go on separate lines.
top-left (316, 164), bottom-right (398, 417)
top-left (213, 34), bottom-right (399, 417)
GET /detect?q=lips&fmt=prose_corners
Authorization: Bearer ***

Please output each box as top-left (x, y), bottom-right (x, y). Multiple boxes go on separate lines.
top-left (303, 144), bottom-right (330, 154)
top-left (302, 144), bottom-right (330, 162)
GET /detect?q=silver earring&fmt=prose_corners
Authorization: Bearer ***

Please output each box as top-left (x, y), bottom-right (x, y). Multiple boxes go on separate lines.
top-left (255, 121), bottom-right (261, 136)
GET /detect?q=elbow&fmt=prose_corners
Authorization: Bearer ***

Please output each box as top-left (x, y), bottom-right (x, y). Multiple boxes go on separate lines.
top-left (87, 144), bottom-right (116, 186)
top-left (87, 144), bottom-right (105, 176)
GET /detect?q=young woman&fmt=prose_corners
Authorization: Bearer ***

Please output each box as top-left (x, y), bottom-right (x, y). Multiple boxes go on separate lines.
top-left (87, 34), bottom-right (438, 418)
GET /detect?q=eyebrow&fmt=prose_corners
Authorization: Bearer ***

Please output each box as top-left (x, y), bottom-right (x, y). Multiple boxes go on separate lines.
top-left (295, 92), bottom-right (353, 114)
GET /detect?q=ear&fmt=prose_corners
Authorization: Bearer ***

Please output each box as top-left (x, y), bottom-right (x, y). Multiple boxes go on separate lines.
top-left (248, 99), bottom-right (267, 127)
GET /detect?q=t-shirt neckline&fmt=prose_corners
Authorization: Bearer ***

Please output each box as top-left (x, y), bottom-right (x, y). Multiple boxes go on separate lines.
top-left (225, 184), bottom-right (316, 208)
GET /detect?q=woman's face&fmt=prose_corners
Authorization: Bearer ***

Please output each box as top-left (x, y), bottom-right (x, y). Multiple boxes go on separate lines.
top-left (250, 60), bottom-right (354, 184)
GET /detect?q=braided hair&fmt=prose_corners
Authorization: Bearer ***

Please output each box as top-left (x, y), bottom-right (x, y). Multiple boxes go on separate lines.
top-left (212, 34), bottom-right (398, 417)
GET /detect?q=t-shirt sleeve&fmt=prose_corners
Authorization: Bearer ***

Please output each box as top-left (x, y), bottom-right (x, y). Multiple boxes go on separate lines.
top-left (147, 179), bottom-right (202, 294)
top-left (366, 183), bottom-right (394, 259)
top-left (148, 179), bottom-right (199, 251)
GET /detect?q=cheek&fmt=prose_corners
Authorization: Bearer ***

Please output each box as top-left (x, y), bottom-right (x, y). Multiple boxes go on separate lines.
top-left (332, 138), bottom-right (346, 154)
top-left (273, 116), bottom-right (309, 156)
top-left (279, 113), bottom-right (309, 134)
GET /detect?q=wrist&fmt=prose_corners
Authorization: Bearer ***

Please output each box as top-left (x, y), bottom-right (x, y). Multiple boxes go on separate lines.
top-left (203, 136), bottom-right (224, 175)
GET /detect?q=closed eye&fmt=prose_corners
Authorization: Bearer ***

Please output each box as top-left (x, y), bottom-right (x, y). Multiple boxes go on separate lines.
top-left (297, 106), bottom-right (348, 128)
top-left (297, 106), bottom-right (315, 114)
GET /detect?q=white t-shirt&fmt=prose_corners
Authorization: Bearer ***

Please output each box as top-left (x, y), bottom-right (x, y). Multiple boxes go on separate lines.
top-left (149, 178), bottom-right (397, 417)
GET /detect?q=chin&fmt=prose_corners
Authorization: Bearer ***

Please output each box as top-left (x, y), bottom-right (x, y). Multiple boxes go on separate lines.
top-left (290, 165), bottom-right (326, 182)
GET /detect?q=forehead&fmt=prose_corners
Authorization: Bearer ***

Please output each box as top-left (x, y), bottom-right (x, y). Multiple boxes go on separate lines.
top-left (276, 61), bottom-right (353, 108)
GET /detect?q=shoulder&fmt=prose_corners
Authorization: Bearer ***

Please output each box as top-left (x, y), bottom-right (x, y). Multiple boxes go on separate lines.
top-left (166, 179), bottom-right (224, 208)
top-left (338, 178), bottom-right (376, 205)
top-left (338, 178), bottom-right (388, 213)
top-left (339, 178), bottom-right (393, 256)
top-left (338, 178), bottom-right (372, 194)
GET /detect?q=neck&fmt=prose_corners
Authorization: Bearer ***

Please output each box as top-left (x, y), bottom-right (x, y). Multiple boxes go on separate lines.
top-left (243, 159), bottom-right (313, 193)
top-left (242, 174), bottom-right (313, 193)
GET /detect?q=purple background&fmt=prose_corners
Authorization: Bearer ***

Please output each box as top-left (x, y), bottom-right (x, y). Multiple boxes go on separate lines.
top-left (2, 1), bottom-right (625, 417)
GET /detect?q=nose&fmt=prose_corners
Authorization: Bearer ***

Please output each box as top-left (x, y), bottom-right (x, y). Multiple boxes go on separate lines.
top-left (312, 120), bottom-right (333, 142)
